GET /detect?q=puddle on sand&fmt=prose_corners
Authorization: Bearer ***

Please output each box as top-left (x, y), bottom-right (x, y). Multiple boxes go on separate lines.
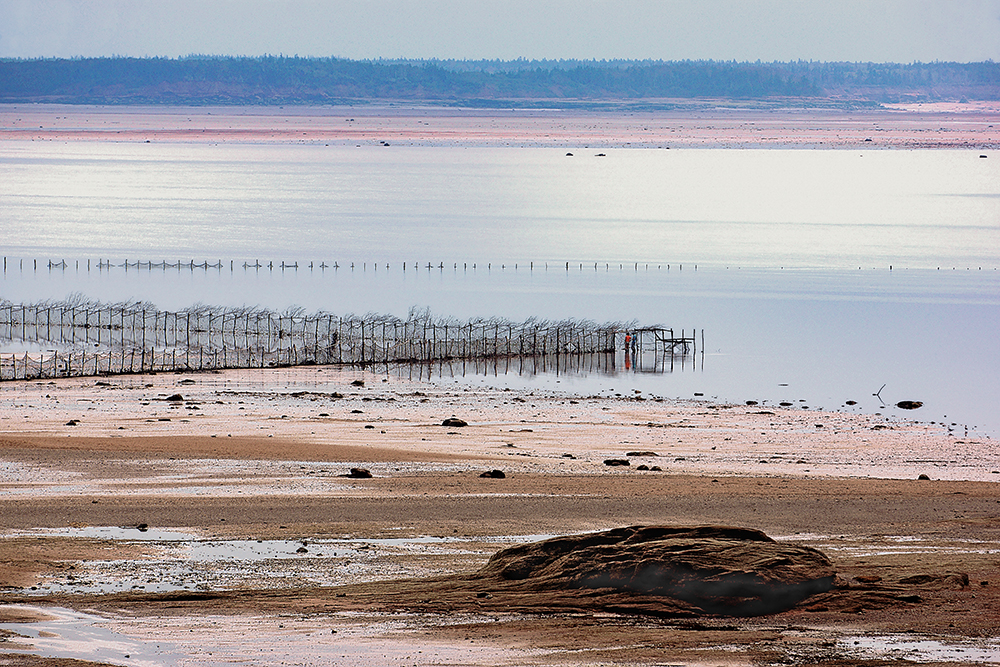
top-left (839, 634), bottom-right (1000, 664)
top-left (0, 606), bottom-right (177, 667)
top-left (1, 606), bottom-right (549, 667)
top-left (774, 532), bottom-right (1000, 557)
top-left (7, 527), bottom-right (561, 595)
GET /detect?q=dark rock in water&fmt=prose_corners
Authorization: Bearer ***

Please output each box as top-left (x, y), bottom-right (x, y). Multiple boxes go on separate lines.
top-left (442, 417), bottom-right (468, 427)
top-left (896, 400), bottom-right (923, 410)
top-left (166, 394), bottom-right (184, 402)
top-left (604, 459), bottom-right (630, 467)
top-left (350, 380), bottom-right (365, 387)
top-left (745, 400), bottom-right (758, 406)
top-left (478, 525), bottom-right (835, 616)
top-left (479, 469), bottom-right (506, 479)
top-left (347, 468), bottom-right (373, 478)
top-left (845, 400), bottom-right (857, 405)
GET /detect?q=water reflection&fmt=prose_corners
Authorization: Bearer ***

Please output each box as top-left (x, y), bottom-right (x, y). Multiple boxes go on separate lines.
top-left (389, 348), bottom-right (703, 384)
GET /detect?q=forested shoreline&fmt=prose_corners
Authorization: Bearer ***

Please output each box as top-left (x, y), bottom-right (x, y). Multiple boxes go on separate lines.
top-left (0, 56), bottom-right (997, 106)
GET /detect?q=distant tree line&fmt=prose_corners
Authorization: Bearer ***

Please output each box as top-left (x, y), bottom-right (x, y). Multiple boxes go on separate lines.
top-left (0, 56), bottom-right (996, 105)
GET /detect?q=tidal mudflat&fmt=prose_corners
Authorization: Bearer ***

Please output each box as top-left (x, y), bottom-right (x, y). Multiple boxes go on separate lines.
top-left (1, 104), bottom-right (998, 665)
top-left (0, 367), bottom-right (998, 666)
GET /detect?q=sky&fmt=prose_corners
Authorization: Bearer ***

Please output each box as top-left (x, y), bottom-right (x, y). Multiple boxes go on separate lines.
top-left (1, 0), bottom-right (999, 63)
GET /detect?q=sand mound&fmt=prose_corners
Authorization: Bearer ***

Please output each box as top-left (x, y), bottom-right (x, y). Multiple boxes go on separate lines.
top-left (478, 525), bottom-right (836, 616)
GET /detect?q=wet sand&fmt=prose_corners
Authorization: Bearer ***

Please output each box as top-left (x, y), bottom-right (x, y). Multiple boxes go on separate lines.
top-left (2, 102), bottom-right (999, 148)
top-left (1, 367), bottom-right (998, 666)
top-left (1, 104), bottom-right (999, 663)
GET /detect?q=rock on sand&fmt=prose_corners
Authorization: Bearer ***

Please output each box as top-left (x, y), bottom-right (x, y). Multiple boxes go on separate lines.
top-left (477, 525), bottom-right (835, 616)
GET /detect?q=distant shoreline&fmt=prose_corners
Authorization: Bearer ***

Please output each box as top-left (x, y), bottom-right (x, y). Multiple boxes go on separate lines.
top-left (2, 57), bottom-right (998, 106)
top-left (2, 103), bottom-right (998, 149)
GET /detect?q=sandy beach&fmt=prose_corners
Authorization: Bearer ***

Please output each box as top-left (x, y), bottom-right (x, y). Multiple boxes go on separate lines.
top-left (0, 366), bottom-right (998, 666)
top-left (2, 102), bottom-right (999, 148)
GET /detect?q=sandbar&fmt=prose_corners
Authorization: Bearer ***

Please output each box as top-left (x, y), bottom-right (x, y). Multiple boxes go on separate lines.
top-left (2, 103), bottom-right (999, 149)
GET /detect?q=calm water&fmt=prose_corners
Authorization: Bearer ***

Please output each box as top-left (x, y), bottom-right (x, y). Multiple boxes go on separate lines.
top-left (2, 142), bottom-right (998, 435)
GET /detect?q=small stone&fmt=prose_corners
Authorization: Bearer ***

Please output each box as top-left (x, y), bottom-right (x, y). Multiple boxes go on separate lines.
top-left (166, 394), bottom-right (184, 402)
top-left (442, 417), bottom-right (468, 427)
top-left (347, 468), bottom-right (373, 478)
top-left (896, 400), bottom-right (924, 410)
top-left (604, 459), bottom-right (630, 467)
top-left (479, 469), bottom-right (506, 479)
top-left (918, 473), bottom-right (931, 480)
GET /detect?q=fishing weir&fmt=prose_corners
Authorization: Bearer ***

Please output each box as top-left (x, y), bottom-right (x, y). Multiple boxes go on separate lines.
top-left (0, 300), bottom-right (700, 381)
top-left (5, 256), bottom-right (702, 274)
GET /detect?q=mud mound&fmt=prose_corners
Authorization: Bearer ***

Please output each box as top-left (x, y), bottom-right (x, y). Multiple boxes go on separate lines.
top-left (478, 525), bottom-right (835, 616)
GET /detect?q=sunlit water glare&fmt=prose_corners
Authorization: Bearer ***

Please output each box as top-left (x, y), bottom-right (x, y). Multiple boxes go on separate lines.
top-left (2, 142), bottom-right (998, 434)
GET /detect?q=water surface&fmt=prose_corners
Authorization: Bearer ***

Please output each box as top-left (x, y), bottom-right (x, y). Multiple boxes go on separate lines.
top-left (2, 142), bottom-right (998, 434)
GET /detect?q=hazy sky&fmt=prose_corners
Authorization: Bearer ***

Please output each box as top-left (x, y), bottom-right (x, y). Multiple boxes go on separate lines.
top-left (1, 0), bottom-right (999, 62)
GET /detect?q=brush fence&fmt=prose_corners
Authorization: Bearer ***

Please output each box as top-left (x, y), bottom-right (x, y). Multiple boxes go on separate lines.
top-left (0, 301), bottom-right (645, 380)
